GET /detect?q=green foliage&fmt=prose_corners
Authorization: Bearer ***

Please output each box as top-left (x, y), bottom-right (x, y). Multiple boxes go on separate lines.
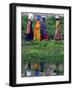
top-left (22, 16), bottom-right (28, 33)
top-left (46, 16), bottom-right (55, 36)
top-left (60, 16), bottom-right (64, 35)
top-left (22, 40), bottom-right (64, 64)
top-left (32, 19), bottom-right (36, 29)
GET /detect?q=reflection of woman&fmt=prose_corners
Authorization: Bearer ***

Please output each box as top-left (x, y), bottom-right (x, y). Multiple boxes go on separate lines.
top-left (25, 63), bottom-right (32, 77)
top-left (25, 14), bottom-right (33, 41)
top-left (40, 62), bottom-right (45, 72)
top-left (33, 63), bottom-right (40, 76)
top-left (26, 69), bottom-right (32, 77)
top-left (33, 15), bottom-right (41, 41)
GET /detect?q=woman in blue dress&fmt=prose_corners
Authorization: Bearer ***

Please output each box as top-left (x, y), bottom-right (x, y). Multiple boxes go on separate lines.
top-left (40, 15), bottom-right (48, 40)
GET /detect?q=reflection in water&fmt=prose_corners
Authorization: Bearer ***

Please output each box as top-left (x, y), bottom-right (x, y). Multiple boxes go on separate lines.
top-left (21, 63), bottom-right (64, 77)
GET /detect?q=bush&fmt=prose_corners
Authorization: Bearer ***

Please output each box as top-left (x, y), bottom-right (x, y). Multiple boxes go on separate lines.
top-left (22, 40), bottom-right (64, 64)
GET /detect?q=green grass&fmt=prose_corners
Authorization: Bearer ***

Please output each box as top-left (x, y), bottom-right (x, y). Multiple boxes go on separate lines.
top-left (22, 40), bottom-right (64, 64)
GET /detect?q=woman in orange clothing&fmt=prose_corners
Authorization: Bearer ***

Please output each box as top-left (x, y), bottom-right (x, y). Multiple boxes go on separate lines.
top-left (33, 15), bottom-right (41, 41)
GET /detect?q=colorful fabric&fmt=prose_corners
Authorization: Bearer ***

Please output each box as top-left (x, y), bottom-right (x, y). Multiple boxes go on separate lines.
top-left (40, 20), bottom-right (48, 40)
top-left (54, 20), bottom-right (61, 40)
top-left (25, 19), bottom-right (33, 41)
top-left (54, 30), bottom-right (61, 40)
top-left (33, 20), bottom-right (41, 41)
top-left (26, 19), bottom-right (31, 33)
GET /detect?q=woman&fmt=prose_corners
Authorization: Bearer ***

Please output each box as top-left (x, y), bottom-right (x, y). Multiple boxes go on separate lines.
top-left (33, 15), bottom-right (41, 41)
top-left (25, 14), bottom-right (33, 41)
top-left (40, 15), bottom-right (48, 40)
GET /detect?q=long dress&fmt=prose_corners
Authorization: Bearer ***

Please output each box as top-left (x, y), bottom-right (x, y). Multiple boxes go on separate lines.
top-left (25, 19), bottom-right (33, 41)
top-left (54, 20), bottom-right (62, 40)
top-left (33, 20), bottom-right (41, 41)
top-left (40, 20), bottom-right (48, 40)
